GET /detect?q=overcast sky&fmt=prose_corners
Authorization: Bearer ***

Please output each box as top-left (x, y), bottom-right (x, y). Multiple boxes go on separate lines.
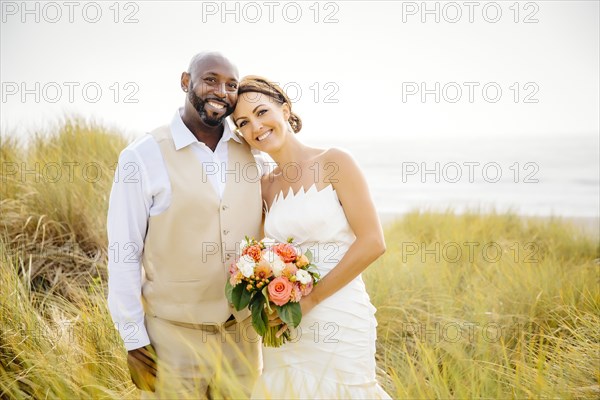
top-left (1, 0), bottom-right (598, 141)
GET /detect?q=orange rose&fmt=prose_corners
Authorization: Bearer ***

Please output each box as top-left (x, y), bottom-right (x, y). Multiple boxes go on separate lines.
top-left (267, 277), bottom-right (293, 306)
top-left (273, 243), bottom-right (298, 263)
top-left (243, 245), bottom-right (263, 262)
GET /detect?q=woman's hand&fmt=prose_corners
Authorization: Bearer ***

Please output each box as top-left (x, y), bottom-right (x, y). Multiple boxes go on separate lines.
top-left (267, 309), bottom-right (289, 338)
top-left (267, 309), bottom-right (283, 327)
top-left (268, 296), bottom-right (318, 338)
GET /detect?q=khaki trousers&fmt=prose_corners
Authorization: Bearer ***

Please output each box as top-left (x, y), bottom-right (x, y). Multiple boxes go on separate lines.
top-left (141, 315), bottom-right (261, 400)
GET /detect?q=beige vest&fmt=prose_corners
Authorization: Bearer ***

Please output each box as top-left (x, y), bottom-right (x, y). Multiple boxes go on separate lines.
top-left (141, 125), bottom-right (262, 324)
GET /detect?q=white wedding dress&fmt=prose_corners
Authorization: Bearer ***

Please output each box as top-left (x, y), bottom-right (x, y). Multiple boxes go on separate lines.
top-left (251, 184), bottom-right (391, 399)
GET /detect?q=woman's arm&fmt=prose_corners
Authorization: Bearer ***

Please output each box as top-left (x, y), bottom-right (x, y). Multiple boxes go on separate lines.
top-left (300, 148), bottom-right (386, 315)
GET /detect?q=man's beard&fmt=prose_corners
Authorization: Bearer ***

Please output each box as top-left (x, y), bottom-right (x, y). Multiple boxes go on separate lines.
top-left (188, 87), bottom-right (234, 127)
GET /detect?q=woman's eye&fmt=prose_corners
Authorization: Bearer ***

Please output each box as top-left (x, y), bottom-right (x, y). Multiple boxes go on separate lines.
top-left (239, 121), bottom-right (247, 127)
top-left (257, 109), bottom-right (267, 116)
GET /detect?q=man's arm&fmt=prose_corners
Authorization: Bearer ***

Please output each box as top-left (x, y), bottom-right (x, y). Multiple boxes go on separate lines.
top-left (107, 147), bottom-right (159, 391)
top-left (107, 147), bottom-right (152, 351)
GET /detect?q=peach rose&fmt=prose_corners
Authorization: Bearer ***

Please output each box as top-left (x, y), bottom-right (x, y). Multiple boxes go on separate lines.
top-left (273, 243), bottom-right (298, 263)
top-left (267, 277), bottom-right (293, 306)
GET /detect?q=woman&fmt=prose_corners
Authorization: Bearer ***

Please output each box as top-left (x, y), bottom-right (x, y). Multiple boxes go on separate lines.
top-left (232, 76), bottom-right (390, 399)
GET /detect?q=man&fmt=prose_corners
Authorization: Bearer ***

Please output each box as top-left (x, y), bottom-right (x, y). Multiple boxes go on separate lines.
top-left (107, 52), bottom-right (263, 398)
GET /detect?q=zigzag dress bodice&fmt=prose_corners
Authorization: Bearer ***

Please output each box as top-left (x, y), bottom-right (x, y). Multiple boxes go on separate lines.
top-left (264, 184), bottom-right (355, 276)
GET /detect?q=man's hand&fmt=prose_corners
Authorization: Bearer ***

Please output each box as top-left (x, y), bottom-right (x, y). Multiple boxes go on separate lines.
top-left (127, 344), bottom-right (157, 392)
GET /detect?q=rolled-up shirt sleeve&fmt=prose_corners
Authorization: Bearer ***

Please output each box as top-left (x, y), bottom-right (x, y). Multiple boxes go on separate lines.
top-left (106, 148), bottom-right (152, 351)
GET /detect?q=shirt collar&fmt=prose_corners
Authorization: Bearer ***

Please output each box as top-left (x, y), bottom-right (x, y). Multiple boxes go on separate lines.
top-left (170, 108), bottom-right (242, 150)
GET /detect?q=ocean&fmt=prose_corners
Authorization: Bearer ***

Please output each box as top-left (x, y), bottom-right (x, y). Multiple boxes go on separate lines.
top-left (306, 134), bottom-right (599, 218)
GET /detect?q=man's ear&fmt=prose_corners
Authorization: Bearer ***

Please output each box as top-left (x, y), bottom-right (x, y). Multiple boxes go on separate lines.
top-left (181, 72), bottom-right (190, 92)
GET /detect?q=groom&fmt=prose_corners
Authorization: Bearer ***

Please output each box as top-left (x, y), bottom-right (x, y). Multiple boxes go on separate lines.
top-left (107, 52), bottom-right (262, 398)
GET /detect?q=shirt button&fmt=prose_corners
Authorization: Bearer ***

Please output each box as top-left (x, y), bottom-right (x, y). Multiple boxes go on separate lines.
top-left (222, 205), bottom-right (228, 211)
top-left (223, 230), bottom-right (229, 235)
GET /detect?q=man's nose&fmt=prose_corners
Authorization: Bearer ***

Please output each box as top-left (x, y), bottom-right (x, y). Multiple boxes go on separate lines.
top-left (213, 83), bottom-right (227, 98)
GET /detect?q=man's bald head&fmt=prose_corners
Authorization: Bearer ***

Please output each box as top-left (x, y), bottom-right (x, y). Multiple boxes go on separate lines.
top-left (187, 52), bottom-right (238, 79)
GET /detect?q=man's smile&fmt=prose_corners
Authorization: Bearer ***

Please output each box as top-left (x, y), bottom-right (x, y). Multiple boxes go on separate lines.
top-left (204, 98), bottom-right (229, 114)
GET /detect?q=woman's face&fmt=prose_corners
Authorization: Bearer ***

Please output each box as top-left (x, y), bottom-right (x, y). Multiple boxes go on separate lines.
top-left (232, 92), bottom-right (290, 152)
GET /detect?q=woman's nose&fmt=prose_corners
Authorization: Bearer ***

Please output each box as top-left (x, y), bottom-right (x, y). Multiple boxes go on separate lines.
top-left (250, 119), bottom-right (263, 134)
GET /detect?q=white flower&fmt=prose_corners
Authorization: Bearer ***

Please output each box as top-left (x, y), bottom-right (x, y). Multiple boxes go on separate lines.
top-left (239, 239), bottom-right (249, 254)
top-left (261, 237), bottom-right (277, 248)
top-left (263, 250), bottom-right (286, 277)
top-left (237, 255), bottom-right (255, 278)
top-left (295, 269), bottom-right (312, 285)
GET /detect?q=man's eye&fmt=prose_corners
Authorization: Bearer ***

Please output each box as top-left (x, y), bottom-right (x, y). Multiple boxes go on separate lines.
top-left (204, 77), bottom-right (216, 83)
top-left (228, 83), bottom-right (238, 89)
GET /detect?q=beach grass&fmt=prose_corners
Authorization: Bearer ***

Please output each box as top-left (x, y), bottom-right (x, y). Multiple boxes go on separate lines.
top-left (1, 120), bottom-right (599, 399)
top-left (366, 214), bottom-right (600, 399)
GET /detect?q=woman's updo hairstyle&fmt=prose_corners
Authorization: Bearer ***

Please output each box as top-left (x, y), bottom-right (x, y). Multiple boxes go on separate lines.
top-left (237, 75), bottom-right (302, 133)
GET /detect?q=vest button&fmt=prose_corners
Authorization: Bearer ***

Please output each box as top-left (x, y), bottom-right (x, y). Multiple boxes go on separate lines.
top-left (223, 230), bottom-right (229, 235)
top-left (222, 205), bottom-right (228, 211)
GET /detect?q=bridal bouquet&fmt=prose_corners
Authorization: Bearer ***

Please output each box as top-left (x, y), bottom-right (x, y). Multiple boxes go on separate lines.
top-left (225, 237), bottom-right (320, 347)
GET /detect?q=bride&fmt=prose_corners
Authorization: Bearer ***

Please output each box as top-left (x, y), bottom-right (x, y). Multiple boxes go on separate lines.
top-left (232, 76), bottom-right (391, 399)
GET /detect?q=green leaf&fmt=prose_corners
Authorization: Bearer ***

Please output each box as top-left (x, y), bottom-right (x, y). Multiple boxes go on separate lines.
top-left (231, 282), bottom-right (251, 311)
top-left (239, 285), bottom-right (252, 310)
top-left (250, 294), bottom-right (267, 336)
top-left (250, 290), bottom-right (264, 307)
top-left (304, 249), bottom-right (313, 263)
top-left (225, 279), bottom-right (234, 304)
top-left (275, 302), bottom-right (302, 328)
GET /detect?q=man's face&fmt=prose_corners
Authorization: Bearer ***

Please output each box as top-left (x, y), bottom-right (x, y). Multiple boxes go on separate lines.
top-left (186, 58), bottom-right (239, 127)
